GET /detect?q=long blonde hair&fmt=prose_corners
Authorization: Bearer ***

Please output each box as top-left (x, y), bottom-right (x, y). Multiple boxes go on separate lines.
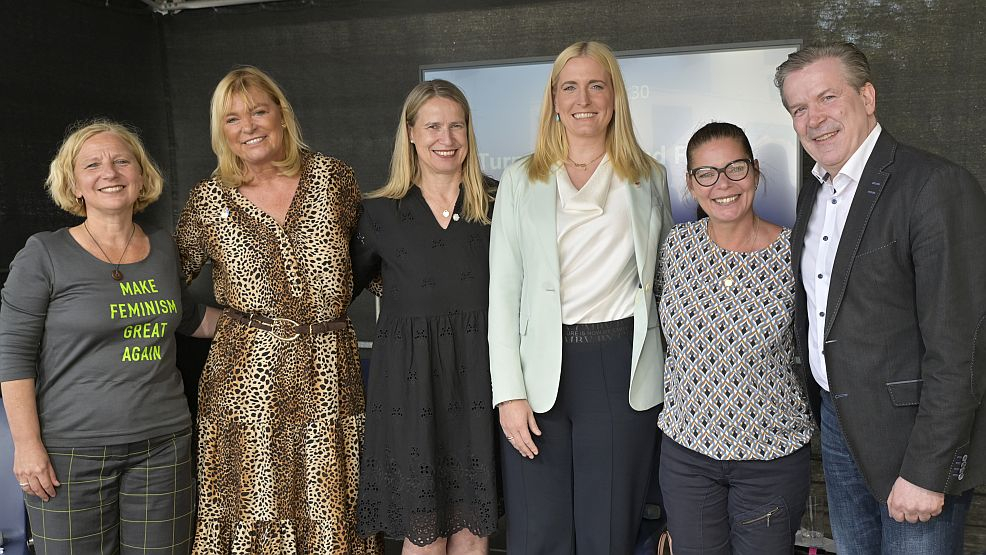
top-left (368, 79), bottom-right (491, 224)
top-left (527, 41), bottom-right (655, 184)
top-left (209, 66), bottom-right (308, 188)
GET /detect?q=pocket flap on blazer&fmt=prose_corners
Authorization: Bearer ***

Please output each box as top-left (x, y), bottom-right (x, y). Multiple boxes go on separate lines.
top-left (886, 379), bottom-right (923, 407)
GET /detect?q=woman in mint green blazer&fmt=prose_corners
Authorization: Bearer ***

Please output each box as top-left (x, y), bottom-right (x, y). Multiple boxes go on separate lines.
top-left (488, 41), bottom-right (673, 554)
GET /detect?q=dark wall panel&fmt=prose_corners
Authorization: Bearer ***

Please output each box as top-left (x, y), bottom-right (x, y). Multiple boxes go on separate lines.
top-left (0, 0), bottom-right (171, 274)
top-left (161, 0), bottom-right (986, 194)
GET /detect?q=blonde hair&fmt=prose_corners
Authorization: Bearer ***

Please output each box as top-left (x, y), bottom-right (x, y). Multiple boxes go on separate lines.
top-left (527, 41), bottom-right (655, 183)
top-left (368, 79), bottom-right (491, 224)
top-left (46, 119), bottom-right (163, 217)
top-left (209, 66), bottom-right (308, 188)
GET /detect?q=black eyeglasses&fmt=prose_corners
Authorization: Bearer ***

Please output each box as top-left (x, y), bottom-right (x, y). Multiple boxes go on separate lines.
top-left (688, 158), bottom-right (753, 187)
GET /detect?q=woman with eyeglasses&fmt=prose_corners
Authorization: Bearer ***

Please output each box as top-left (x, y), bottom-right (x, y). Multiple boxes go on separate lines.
top-left (656, 122), bottom-right (813, 554)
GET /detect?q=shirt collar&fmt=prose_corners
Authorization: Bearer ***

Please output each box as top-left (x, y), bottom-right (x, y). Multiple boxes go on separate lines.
top-left (811, 123), bottom-right (882, 185)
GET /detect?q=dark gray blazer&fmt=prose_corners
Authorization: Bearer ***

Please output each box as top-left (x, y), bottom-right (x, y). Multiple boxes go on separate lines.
top-left (792, 129), bottom-right (986, 502)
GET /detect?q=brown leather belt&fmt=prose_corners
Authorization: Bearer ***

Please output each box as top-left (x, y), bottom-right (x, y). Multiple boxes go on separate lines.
top-left (224, 308), bottom-right (347, 341)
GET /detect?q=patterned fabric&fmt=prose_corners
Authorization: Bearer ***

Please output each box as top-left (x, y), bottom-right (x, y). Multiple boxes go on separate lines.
top-left (657, 219), bottom-right (813, 460)
top-left (351, 188), bottom-right (500, 546)
top-left (24, 429), bottom-right (194, 555)
top-left (175, 152), bottom-right (381, 554)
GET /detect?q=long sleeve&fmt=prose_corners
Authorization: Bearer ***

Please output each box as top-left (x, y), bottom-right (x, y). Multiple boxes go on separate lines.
top-left (0, 236), bottom-right (54, 382)
top-left (174, 182), bottom-right (211, 286)
top-left (350, 201), bottom-right (382, 298)
top-left (899, 163), bottom-right (986, 492)
top-left (487, 163), bottom-right (529, 406)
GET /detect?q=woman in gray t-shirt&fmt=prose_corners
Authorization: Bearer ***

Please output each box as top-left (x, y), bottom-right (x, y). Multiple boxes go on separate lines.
top-left (0, 120), bottom-right (217, 555)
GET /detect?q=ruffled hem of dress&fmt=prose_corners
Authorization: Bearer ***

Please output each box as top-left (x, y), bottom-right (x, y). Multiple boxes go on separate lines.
top-left (192, 518), bottom-right (382, 555)
top-left (362, 520), bottom-right (499, 548)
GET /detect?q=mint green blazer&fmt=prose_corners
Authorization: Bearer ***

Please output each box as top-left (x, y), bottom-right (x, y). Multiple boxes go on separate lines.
top-left (488, 156), bottom-right (673, 412)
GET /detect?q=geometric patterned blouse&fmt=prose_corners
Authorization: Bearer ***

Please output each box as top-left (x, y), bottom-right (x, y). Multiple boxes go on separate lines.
top-left (657, 219), bottom-right (813, 460)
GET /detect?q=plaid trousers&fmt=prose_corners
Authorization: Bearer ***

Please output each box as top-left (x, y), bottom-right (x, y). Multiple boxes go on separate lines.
top-left (25, 428), bottom-right (194, 555)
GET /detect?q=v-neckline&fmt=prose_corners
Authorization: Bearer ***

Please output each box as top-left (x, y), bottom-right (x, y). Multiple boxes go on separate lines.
top-left (414, 184), bottom-right (461, 231)
top-left (231, 154), bottom-right (308, 230)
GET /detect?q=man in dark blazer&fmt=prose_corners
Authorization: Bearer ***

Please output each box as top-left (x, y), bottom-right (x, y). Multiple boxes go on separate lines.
top-left (775, 42), bottom-right (986, 554)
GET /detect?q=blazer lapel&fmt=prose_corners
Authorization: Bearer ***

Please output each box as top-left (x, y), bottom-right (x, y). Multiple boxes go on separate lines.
top-left (625, 176), bottom-right (652, 283)
top-left (824, 132), bottom-right (896, 337)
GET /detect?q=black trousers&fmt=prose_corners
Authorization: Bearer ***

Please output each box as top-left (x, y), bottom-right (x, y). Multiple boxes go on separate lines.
top-left (501, 318), bottom-right (659, 554)
top-left (659, 434), bottom-right (810, 555)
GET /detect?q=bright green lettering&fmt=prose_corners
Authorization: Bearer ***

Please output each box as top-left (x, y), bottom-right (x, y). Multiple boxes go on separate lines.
top-left (120, 345), bottom-right (162, 362)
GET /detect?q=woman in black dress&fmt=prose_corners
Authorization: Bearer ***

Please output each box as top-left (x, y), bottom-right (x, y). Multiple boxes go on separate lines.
top-left (352, 79), bottom-right (498, 554)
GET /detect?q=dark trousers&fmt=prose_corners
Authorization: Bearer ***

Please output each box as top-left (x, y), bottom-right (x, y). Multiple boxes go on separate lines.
top-left (24, 428), bottom-right (195, 555)
top-left (659, 434), bottom-right (810, 555)
top-left (501, 319), bottom-right (659, 554)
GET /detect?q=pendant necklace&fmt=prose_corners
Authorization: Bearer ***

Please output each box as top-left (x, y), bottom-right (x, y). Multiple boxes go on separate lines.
top-left (708, 216), bottom-right (759, 288)
top-left (441, 201), bottom-right (460, 222)
top-left (425, 189), bottom-right (460, 222)
top-left (566, 151), bottom-right (605, 170)
top-left (84, 221), bottom-right (136, 281)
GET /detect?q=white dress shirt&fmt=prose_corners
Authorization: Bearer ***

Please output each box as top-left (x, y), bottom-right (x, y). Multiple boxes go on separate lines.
top-left (803, 124), bottom-right (882, 391)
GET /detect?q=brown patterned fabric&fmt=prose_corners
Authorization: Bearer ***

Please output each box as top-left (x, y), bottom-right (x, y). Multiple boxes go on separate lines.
top-left (175, 152), bottom-right (381, 554)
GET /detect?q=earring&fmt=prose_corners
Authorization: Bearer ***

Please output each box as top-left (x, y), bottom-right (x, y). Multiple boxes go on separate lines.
top-left (281, 121), bottom-right (287, 128)
top-left (76, 196), bottom-right (85, 205)
top-left (554, 113), bottom-right (560, 122)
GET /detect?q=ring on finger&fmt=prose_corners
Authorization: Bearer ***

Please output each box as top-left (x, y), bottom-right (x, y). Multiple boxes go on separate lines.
top-left (19, 482), bottom-right (29, 487)
top-left (505, 436), bottom-right (514, 440)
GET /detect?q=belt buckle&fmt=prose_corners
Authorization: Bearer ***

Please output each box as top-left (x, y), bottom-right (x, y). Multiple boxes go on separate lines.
top-left (270, 316), bottom-right (301, 341)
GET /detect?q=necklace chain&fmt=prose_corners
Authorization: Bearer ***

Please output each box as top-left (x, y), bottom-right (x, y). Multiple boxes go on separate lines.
top-left (422, 189), bottom-right (460, 221)
top-left (84, 221), bottom-right (136, 281)
top-left (708, 216), bottom-right (759, 288)
top-left (566, 151), bottom-right (605, 170)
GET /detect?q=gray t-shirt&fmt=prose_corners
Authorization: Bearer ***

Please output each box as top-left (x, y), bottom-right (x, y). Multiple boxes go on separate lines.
top-left (0, 226), bottom-right (203, 446)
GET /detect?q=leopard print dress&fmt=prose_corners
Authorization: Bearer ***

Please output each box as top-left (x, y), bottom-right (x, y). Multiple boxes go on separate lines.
top-left (175, 152), bottom-right (381, 554)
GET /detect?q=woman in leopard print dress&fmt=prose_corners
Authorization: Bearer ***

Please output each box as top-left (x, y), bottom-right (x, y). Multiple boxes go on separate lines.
top-left (176, 66), bottom-right (381, 554)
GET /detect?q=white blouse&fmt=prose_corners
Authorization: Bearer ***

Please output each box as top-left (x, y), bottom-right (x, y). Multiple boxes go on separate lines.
top-left (555, 156), bottom-right (637, 325)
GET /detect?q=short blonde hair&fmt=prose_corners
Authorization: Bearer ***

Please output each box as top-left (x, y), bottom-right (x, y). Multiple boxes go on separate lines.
top-left (45, 119), bottom-right (164, 217)
top-left (209, 66), bottom-right (308, 188)
top-left (527, 41), bottom-right (655, 184)
top-left (368, 79), bottom-right (491, 224)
